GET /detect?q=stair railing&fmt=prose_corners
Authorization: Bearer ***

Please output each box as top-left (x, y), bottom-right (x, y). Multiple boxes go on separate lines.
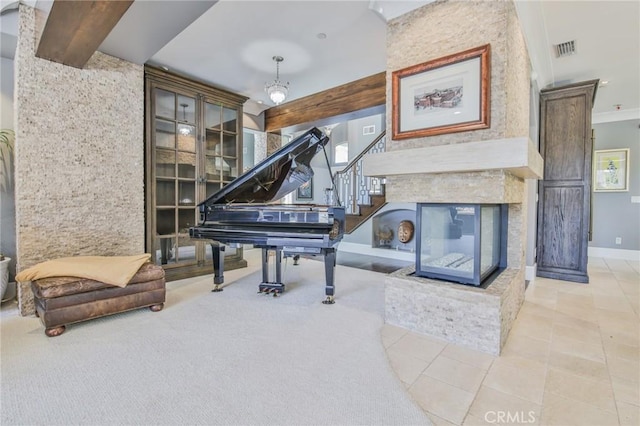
top-left (331, 130), bottom-right (386, 215)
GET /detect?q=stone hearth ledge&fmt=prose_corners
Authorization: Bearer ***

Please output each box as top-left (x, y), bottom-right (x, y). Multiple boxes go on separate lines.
top-left (385, 266), bottom-right (524, 355)
top-left (362, 137), bottom-right (543, 180)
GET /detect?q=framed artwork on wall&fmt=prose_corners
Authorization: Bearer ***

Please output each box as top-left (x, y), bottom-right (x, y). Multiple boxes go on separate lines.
top-left (593, 148), bottom-right (630, 192)
top-left (392, 44), bottom-right (491, 140)
top-left (296, 178), bottom-right (313, 200)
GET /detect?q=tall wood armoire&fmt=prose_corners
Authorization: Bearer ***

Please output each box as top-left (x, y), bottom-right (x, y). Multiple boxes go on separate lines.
top-left (537, 79), bottom-right (599, 283)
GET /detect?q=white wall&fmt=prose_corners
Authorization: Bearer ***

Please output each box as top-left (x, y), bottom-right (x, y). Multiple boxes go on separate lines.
top-left (589, 119), bottom-right (640, 252)
top-left (0, 56), bottom-right (15, 285)
top-left (0, 58), bottom-right (13, 127)
top-left (526, 77), bottom-right (540, 278)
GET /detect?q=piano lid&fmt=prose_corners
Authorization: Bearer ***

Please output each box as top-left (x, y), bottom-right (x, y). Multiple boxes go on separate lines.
top-left (200, 127), bottom-right (329, 205)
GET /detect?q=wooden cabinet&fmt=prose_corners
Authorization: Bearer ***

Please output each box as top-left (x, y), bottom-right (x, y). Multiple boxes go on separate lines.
top-left (537, 80), bottom-right (598, 283)
top-left (144, 66), bottom-right (248, 281)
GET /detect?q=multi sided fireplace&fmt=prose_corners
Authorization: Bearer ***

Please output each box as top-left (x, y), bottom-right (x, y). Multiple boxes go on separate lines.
top-left (415, 203), bottom-right (508, 286)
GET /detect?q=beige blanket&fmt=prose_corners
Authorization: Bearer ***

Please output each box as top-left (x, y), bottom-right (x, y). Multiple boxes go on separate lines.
top-left (15, 254), bottom-right (152, 288)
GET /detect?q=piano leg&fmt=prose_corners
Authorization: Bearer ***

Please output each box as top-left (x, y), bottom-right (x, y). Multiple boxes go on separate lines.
top-left (210, 242), bottom-right (225, 292)
top-left (258, 247), bottom-right (285, 296)
top-left (322, 248), bottom-right (336, 304)
top-left (275, 247), bottom-right (282, 286)
top-left (261, 247), bottom-right (269, 284)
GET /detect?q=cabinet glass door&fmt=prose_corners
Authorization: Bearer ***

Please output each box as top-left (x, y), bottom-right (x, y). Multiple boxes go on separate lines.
top-left (202, 99), bottom-right (240, 261)
top-left (153, 88), bottom-right (199, 266)
top-left (204, 102), bottom-right (238, 187)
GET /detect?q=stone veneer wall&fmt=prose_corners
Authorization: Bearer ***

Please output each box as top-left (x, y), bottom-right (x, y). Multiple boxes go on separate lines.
top-left (14, 5), bottom-right (145, 315)
top-left (387, 0), bottom-right (529, 150)
top-left (253, 132), bottom-right (268, 164)
top-left (382, 0), bottom-right (532, 354)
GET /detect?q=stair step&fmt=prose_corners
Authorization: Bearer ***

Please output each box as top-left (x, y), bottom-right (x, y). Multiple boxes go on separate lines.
top-left (344, 195), bottom-right (387, 234)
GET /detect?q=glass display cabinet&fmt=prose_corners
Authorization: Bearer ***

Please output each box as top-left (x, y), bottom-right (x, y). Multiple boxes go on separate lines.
top-left (145, 66), bottom-right (248, 281)
top-left (415, 203), bottom-right (507, 286)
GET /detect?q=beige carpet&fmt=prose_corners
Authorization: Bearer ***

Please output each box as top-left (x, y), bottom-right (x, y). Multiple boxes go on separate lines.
top-left (1, 253), bottom-right (431, 426)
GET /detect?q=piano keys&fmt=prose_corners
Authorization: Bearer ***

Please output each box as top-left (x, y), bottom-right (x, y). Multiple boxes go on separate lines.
top-left (189, 127), bottom-right (345, 303)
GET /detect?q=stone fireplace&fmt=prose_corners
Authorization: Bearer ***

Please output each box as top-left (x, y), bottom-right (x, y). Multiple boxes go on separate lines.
top-left (362, 0), bottom-right (541, 355)
top-left (363, 138), bottom-right (543, 355)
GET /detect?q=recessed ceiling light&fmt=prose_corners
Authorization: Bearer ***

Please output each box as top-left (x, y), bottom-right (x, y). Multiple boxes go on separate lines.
top-left (161, 66), bottom-right (169, 71)
top-left (317, 33), bottom-right (327, 40)
top-left (600, 80), bottom-right (609, 86)
top-left (257, 100), bottom-right (263, 104)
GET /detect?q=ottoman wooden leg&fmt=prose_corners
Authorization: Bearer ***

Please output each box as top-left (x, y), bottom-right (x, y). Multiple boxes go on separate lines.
top-left (149, 303), bottom-right (164, 312)
top-left (45, 326), bottom-right (66, 337)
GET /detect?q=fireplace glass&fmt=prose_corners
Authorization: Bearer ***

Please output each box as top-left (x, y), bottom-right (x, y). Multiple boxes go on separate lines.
top-left (415, 203), bottom-right (507, 286)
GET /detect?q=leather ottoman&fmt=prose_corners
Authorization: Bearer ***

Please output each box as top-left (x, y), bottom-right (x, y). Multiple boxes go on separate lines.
top-left (31, 263), bottom-right (166, 337)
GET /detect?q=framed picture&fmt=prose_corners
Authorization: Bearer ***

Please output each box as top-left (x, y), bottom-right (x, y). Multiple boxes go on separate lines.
top-left (392, 44), bottom-right (491, 140)
top-left (593, 148), bottom-right (630, 192)
top-left (296, 178), bottom-right (313, 200)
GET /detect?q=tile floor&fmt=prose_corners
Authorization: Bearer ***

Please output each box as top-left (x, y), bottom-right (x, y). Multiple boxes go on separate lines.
top-left (2, 251), bottom-right (636, 425)
top-left (381, 257), bottom-right (640, 425)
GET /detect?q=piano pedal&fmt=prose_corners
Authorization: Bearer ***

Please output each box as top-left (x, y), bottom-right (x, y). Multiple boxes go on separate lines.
top-left (259, 284), bottom-right (285, 295)
top-left (322, 296), bottom-right (335, 305)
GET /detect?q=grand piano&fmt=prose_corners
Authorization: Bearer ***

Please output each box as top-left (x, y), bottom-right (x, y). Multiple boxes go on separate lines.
top-left (189, 127), bottom-right (345, 304)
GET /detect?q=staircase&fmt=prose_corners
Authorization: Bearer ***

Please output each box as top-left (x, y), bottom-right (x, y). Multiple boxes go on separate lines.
top-left (331, 130), bottom-right (387, 234)
top-left (344, 193), bottom-right (387, 233)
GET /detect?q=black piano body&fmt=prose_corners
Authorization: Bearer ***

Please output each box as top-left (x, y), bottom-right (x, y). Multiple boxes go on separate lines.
top-left (189, 127), bottom-right (345, 303)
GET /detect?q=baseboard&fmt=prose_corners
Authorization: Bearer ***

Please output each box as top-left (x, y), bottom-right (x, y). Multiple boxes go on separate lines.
top-left (588, 247), bottom-right (640, 261)
top-left (338, 242), bottom-right (414, 262)
top-left (525, 264), bottom-right (536, 281)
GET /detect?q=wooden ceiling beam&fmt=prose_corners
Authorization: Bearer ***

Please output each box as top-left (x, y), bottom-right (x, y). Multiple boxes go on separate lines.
top-left (36, 0), bottom-right (134, 69)
top-left (264, 72), bottom-right (386, 132)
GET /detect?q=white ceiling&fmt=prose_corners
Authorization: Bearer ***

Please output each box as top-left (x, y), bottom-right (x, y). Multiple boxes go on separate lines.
top-left (142, 0), bottom-right (395, 114)
top-left (515, 0), bottom-right (640, 121)
top-left (1, 0), bottom-right (639, 119)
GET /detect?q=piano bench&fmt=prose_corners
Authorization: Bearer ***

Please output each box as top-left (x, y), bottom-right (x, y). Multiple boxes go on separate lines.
top-left (31, 263), bottom-right (166, 337)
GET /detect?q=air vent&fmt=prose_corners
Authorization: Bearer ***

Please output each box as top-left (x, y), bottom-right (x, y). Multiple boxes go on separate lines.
top-left (554, 40), bottom-right (576, 57)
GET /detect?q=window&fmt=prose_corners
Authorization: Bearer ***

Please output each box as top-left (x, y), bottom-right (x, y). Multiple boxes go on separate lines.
top-left (334, 141), bottom-right (349, 165)
top-left (242, 130), bottom-right (256, 173)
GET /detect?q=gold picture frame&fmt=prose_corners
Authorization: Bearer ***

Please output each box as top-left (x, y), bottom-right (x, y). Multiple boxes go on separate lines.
top-left (593, 148), bottom-right (630, 192)
top-left (392, 44), bottom-right (491, 140)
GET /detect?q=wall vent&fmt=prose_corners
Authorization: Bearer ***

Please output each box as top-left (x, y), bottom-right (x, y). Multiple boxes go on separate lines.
top-left (554, 40), bottom-right (576, 57)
